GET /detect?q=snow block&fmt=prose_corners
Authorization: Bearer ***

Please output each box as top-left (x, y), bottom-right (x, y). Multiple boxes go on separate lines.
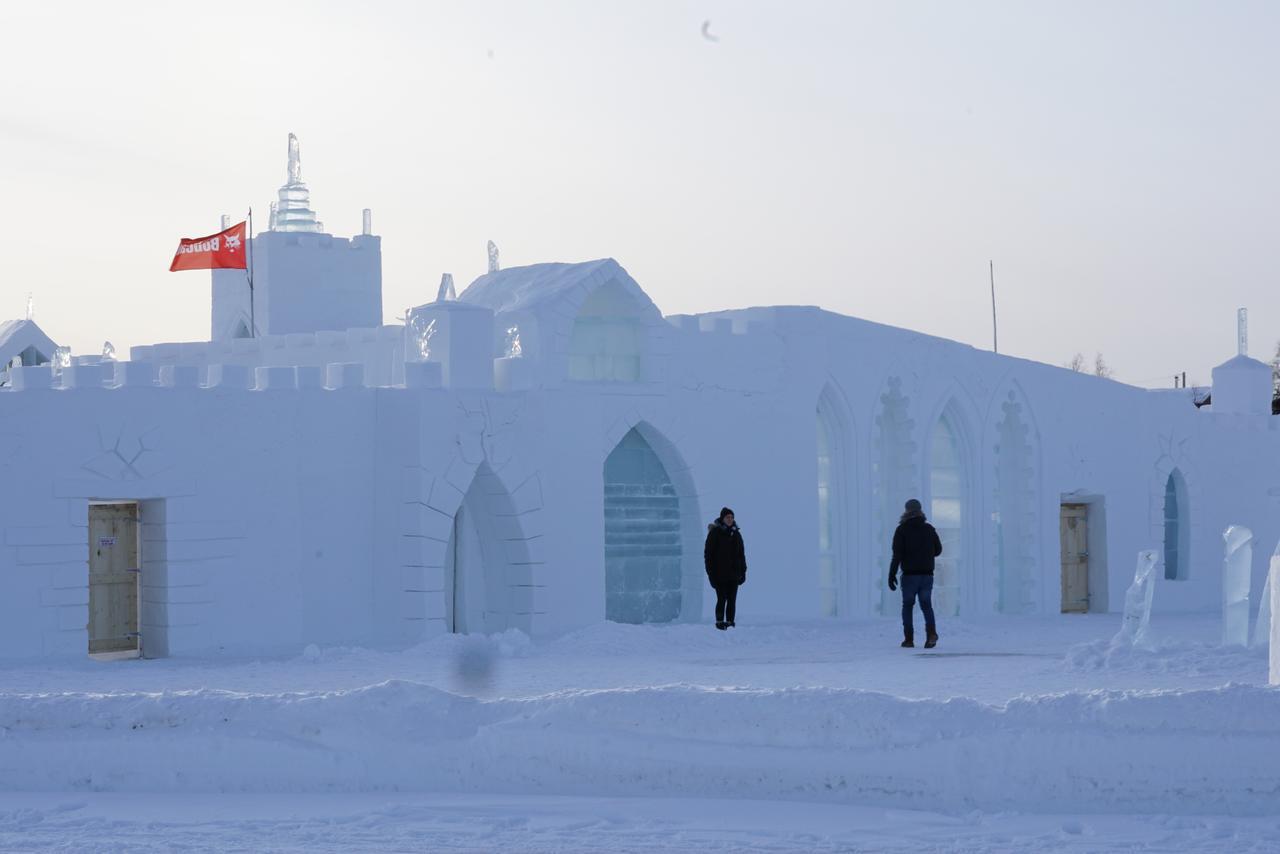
top-left (494, 356), bottom-right (535, 391)
top-left (325, 362), bottom-right (364, 389)
top-left (404, 360), bottom-right (442, 389)
top-left (60, 363), bottom-right (106, 389)
top-left (112, 360), bottom-right (156, 388)
top-left (9, 365), bottom-right (54, 390)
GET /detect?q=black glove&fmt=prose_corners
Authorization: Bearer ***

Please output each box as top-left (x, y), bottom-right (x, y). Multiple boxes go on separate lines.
top-left (738, 575), bottom-right (746, 586)
top-left (888, 574), bottom-right (897, 592)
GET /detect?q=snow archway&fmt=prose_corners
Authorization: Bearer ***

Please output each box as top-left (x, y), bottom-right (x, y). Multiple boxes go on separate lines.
top-left (928, 402), bottom-right (974, 617)
top-left (816, 382), bottom-right (853, 617)
top-left (603, 426), bottom-right (696, 624)
top-left (874, 377), bottom-right (918, 615)
top-left (992, 388), bottom-right (1038, 613)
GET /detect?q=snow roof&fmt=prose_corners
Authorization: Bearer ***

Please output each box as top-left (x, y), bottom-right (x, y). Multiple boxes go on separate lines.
top-left (1213, 354), bottom-right (1270, 373)
top-left (458, 258), bottom-right (660, 319)
top-left (0, 319), bottom-right (57, 367)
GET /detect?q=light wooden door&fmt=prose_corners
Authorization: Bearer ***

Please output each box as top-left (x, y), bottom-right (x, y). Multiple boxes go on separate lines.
top-left (1060, 504), bottom-right (1089, 613)
top-left (88, 503), bottom-right (139, 653)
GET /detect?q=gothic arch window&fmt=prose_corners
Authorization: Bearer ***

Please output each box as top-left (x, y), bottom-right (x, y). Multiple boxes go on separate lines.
top-left (930, 410), bottom-right (967, 615)
top-left (1163, 469), bottom-right (1189, 580)
top-left (568, 282), bottom-right (645, 382)
top-left (604, 428), bottom-right (683, 622)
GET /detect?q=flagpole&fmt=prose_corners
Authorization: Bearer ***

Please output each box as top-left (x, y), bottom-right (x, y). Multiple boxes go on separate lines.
top-left (247, 208), bottom-right (256, 337)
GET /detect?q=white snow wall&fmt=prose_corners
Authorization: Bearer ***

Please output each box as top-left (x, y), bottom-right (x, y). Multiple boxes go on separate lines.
top-left (2, 284), bottom-right (1277, 659)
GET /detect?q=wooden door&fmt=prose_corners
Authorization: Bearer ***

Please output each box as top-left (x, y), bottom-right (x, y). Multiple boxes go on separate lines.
top-left (1060, 504), bottom-right (1089, 613)
top-left (88, 503), bottom-right (139, 653)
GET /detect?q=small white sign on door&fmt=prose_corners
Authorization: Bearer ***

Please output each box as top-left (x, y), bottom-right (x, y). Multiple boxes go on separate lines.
top-left (97, 536), bottom-right (117, 547)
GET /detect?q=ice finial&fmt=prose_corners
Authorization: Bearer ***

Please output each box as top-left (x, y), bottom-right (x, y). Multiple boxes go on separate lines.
top-left (272, 133), bottom-right (322, 233)
top-left (437, 273), bottom-right (457, 302)
top-left (1237, 307), bottom-right (1248, 357)
top-left (487, 240), bottom-right (500, 273)
top-left (504, 325), bottom-right (523, 358)
top-left (407, 313), bottom-right (437, 361)
top-left (362, 208), bottom-right (372, 236)
top-left (25, 292), bottom-right (32, 321)
top-left (287, 133), bottom-right (302, 184)
top-left (101, 341), bottom-right (115, 362)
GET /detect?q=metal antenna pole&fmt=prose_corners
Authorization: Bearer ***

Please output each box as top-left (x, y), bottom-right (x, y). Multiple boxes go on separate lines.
top-left (247, 208), bottom-right (256, 337)
top-left (990, 260), bottom-right (998, 353)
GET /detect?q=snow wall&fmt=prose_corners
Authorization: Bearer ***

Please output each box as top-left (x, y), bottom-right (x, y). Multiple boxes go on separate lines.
top-left (1, 258), bottom-right (1276, 659)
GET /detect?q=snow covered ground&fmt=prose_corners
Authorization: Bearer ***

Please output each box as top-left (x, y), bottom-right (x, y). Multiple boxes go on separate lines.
top-left (1, 614), bottom-right (1275, 851)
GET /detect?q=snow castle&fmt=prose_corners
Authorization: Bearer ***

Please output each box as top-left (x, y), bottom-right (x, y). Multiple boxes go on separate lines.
top-left (2, 137), bottom-right (1277, 660)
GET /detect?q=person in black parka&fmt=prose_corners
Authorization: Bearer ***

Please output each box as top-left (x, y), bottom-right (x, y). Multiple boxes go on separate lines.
top-left (704, 506), bottom-right (747, 630)
top-left (888, 498), bottom-right (942, 648)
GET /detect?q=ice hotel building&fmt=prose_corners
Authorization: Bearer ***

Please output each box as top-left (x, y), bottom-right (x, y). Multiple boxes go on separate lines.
top-left (1, 137), bottom-right (1275, 659)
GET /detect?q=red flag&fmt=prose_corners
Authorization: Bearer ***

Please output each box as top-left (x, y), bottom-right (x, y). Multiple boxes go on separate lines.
top-left (169, 221), bottom-right (248, 272)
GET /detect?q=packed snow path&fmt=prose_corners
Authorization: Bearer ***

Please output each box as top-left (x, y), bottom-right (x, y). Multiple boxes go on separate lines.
top-left (0, 615), bottom-right (1275, 850)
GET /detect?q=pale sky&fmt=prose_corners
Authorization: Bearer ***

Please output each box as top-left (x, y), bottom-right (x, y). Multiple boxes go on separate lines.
top-left (1, 1), bottom-right (1276, 388)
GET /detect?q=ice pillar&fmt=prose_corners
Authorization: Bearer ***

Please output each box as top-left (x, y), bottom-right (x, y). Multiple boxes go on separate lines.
top-left (1272, 559), bottom-right (1280, 685)
top-left (1254, 557), bottom-right (1272, 648)
top-left (1114, 550), bottom-right (1158, 649)
top-left (1222, 525), bottom-right (1252, 647)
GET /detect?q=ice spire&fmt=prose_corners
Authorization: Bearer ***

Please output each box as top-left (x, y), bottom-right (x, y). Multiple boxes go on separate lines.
top-left (1237, 307), bottom-right (1248, 357)
top-left (437, 273), bottom-right (457, 302)
top-left (272, 133), bottom-right (323, 233)
top-left (25, 292), bottom-right (32, 321)
top-left (487, 240), bottom-right (500, 273)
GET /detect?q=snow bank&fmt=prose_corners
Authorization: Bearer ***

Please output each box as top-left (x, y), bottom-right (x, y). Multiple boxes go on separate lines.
top-left (3, 681), bottom-right (1278, 815)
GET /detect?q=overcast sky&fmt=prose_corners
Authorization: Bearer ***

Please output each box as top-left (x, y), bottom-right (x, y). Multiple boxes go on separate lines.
top-left (2, 1), bottom-right (1276, 387)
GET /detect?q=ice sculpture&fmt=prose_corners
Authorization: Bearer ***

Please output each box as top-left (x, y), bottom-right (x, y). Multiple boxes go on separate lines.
top-left (1222, 525), bottom-right (1252, 646)
top-left (25, 292), bottom-right (32, 321)
top-left (1114, 550), bottom-right (1158, 648)
top-left (271, 133), bottom-right (323, 233)
top-left (504, 326), bottom-right (522, 358)
top-left (406, 313), bottom-right (436, 361)
top-left (436, 273), bottom-right (456, 302)
top-left (101, 341), bottom-right (116, 362)
top-left (52, 346), bottom-right (71, 371)
top-left (487, 240), bottom-right (500, 273)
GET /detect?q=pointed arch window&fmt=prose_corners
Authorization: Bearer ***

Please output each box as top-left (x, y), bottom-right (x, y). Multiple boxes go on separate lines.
top-left (1163, 470), bottom-right (1189, 580)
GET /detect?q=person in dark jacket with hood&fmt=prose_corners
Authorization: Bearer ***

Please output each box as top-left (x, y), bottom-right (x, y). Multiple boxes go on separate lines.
top-left (888, 498), bottom-right (942, 648)
top-left (704, 507), bottom-right (747, 630)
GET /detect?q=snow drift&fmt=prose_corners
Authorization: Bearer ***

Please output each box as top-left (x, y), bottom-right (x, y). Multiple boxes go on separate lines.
top-left (3, 681), bottom-right (1277, 815)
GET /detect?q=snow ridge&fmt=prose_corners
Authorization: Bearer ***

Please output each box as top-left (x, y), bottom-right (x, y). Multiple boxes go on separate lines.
top-left (3, 681), bottom-right (1278, 814)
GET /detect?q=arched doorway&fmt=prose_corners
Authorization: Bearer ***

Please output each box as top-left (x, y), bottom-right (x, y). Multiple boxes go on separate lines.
top-left (604, 427), bottom-right (683, 623)
top-left (929, 410), bottom-right (967, 616)
top-left (816, 384), bottom-right (851, 617)
top-left (441, 464), bottom-right (520, 634)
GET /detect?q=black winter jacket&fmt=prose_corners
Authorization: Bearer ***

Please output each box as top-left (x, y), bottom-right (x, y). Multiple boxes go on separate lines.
top-left (890, 515), bottom-right (943, 576)
top-left (704, 520), bottom-right (747, 587)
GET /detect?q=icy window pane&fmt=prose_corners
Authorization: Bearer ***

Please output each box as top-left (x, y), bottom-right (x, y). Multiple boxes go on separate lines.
top-left (604, 428), bottom-right (683, 624)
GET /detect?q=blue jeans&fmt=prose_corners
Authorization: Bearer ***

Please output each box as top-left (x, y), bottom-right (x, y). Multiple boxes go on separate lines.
top-left (900, 574), bottom-right (936, 637)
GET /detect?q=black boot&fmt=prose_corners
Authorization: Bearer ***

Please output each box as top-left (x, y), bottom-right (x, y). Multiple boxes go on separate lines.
top-left (715, 622), bottom-right (728, 630)
top-left (924, 628), bottom-right (938, 649)
top-left (901, 633), bottom-right (914, 648)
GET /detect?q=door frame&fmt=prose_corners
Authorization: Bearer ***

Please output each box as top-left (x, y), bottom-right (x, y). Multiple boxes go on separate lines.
top-left (1059, 492), bottom-right (1109, 613)
top-left (88, 500), bottom-right (142, 659)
